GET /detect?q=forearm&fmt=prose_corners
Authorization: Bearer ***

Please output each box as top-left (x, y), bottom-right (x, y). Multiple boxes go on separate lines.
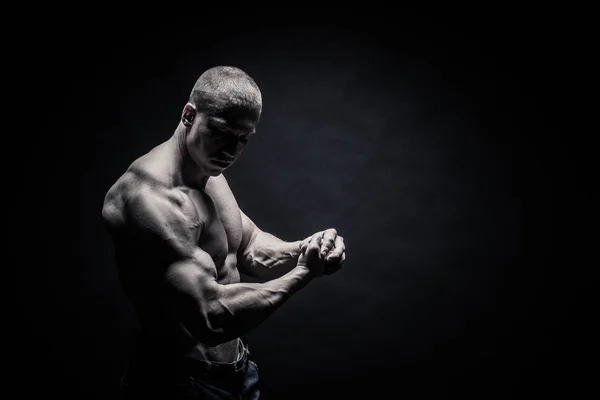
top-left (203, 265), bottom-right (312, 344)
top-left (244, 231), bottom-right (303, 279)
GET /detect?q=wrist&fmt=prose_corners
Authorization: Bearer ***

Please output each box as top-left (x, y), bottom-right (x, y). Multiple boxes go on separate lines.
top-left (287, 240), bottom-right (303, 258)
top-left (293, 264), bottom-right (314, 282)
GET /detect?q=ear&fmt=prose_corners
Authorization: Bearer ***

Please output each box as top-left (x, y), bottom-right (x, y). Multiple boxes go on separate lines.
top-left (182, 103), bottom-right (197, 127)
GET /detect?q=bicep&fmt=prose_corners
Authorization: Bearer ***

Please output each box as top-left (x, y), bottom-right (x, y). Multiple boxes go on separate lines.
top-left (162, 248), bottom-right (228, 343)
top-left (165, 248), bottom-right (220, 306)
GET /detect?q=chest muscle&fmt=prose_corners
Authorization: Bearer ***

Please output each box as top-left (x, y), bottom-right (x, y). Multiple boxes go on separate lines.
top-left (182, 179), bottom-right (242, 282)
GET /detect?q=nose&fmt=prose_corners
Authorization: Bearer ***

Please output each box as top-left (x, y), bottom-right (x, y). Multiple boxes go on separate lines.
top-left (222, 140), bottom-right (243, 157)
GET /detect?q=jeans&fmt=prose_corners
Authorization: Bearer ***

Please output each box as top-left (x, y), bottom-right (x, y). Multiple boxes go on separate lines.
top-left (120, 339), bottom-right (260, 399)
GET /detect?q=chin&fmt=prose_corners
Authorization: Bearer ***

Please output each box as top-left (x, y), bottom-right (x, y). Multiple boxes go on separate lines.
top-left (206, 163), bottom-right (228, 176)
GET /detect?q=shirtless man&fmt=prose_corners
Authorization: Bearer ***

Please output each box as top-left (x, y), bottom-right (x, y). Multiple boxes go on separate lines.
top-left (101, 66), bottom-right (346, 399)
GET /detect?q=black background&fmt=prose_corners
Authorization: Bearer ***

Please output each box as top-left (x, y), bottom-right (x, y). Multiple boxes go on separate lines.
top-left (17, 8), bottom-right (594, 400)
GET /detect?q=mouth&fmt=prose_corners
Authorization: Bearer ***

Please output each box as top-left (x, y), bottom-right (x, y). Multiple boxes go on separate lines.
top-left (212, 158), bottom-right (233, 167)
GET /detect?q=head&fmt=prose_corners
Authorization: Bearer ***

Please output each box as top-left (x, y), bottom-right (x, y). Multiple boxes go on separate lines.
top-left (181, 66), bottom-right (262, 175)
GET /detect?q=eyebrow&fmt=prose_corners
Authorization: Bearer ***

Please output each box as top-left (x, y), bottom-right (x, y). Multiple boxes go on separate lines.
top-left (209, 116), bottom-right (228, 125)
top-left (210, 117), bottom-right (255, 134)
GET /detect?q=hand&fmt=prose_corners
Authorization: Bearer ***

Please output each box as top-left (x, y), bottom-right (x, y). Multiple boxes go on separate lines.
top-left (297, 233), bottom-right (337, 277)
top-left (300, 228), bottom-right (346, 275)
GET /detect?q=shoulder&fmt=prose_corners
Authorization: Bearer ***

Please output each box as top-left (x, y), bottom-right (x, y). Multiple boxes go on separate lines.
top-left (102, 168), bottom-right (199, 236)
top-left (206, 173), bottom-right (230, 192)
top-left (205, 173), bottom-right (237, 204)
top-left (103, 171), bottom-right (202, 258)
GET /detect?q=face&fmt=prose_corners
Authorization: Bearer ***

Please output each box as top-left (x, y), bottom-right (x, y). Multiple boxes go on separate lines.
top-left (184, 103), bottom-right (259, 175)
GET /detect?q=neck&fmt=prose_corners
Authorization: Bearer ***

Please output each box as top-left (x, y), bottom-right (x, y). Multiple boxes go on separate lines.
top-left (171, 122), bottom-right (209, 190)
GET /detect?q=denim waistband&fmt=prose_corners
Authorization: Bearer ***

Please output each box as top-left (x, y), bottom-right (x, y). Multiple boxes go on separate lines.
top-left (122, 338), bottom-right (250, 384)
top-left (184, 338), bottom-right (249, 374)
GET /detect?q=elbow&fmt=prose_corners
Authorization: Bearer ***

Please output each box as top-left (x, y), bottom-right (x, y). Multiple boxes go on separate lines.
top-left (101, 198), bottom-right (120, 231)
top-left (191, 298), bottom-right (236, 347)
top-left (169, 270), bottom-right (235, 346)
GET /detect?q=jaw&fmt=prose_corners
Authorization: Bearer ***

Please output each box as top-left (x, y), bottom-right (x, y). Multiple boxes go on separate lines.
top-left (195, 155), bottom-right (231, 177)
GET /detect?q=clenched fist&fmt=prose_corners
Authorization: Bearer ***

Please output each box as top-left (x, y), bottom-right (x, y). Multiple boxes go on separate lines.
top-left (299, 228), bottom-right (345, 275)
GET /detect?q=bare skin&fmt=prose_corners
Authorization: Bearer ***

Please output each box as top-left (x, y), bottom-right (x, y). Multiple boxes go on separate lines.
top-left (102, 100), bottom-right (345, 364)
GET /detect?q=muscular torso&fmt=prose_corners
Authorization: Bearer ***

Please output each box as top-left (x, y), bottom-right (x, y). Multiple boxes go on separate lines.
top-left (103, 143), bottom-right (244, 363)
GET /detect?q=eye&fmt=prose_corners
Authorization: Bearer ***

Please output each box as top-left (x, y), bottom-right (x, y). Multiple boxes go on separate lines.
top-left (208, 125), bottom-right (230, 137)
top-left (208, 119), bottom-right (228, 131)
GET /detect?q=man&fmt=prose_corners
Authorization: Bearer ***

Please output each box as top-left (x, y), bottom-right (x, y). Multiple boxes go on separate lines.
top-left (101, 66), bottom-right (346, 399)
